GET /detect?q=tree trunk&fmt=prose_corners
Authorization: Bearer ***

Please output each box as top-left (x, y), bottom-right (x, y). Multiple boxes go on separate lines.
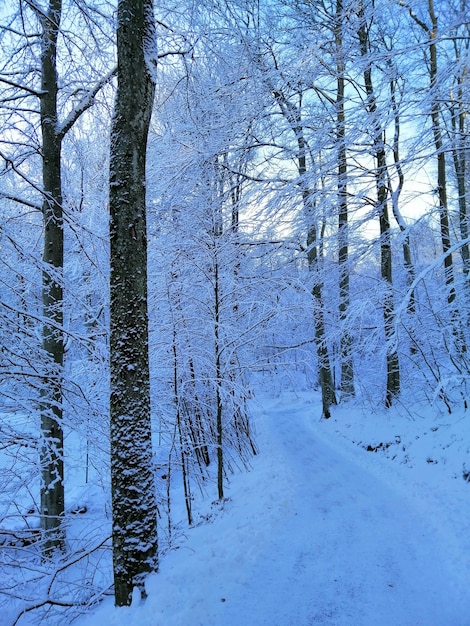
top-left (449, 36), bottom-right (470, 284)
top-left (389, 73), bottom-right (416, 317)
top-left (425, 0), bottom-right (465, 352)
top-left (358, 3), bottom-right (400, 406)
top-left (214, 250), bottom-right (224, 500)
top-left (429, 9), bottom-right (456, 307)
top-left (39, 0), bottom-right (65, 556)
top-left (307, 218), bottom-right (337, 418)
top-left (270, 86), bottom-right (337, 417)
top-left (406, 1), bottom-right (459, 310)
top-left (109, 0), bottom-right (158, 606)
top-left (335, 0), bottom-right (354, 398)
top-left (301, 158), bottom-right (336, 417)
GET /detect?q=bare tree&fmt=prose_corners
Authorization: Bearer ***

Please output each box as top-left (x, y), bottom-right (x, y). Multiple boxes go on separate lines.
top-left (0, 0), bottom-right (114, 555)
top-left (335, 0), bottom-right (355, 397)
top-left (357, 1), bottom-right (400, 406)
top-left (402, 1), bottom-right (459, 308)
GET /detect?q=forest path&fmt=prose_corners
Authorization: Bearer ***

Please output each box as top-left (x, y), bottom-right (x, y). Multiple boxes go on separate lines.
top-left (83, 395), bottom-right (469, 626)
top-left (213, 396), bottom-right (466, 626)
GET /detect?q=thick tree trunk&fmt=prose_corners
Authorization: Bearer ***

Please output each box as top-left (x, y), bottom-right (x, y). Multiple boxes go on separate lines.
top-left (39, 0), bottom-right (65, 556)
top-left (109, 0), bottom-right (158, 606)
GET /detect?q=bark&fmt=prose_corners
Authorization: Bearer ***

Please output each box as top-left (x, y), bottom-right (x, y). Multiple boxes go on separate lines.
top-left (172, 328), bottom-right (193, 526)
top-left (39, 0), bottom-right (65, 556)
top-left (109, 0), bottom-right (158, 606)
top-left (307, 218), bottom-right (337, 418)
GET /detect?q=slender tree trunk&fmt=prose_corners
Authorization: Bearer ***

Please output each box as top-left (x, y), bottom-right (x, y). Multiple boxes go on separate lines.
top-left (389, 74), bottom-right (416, 316)
top-left (429, 12), bottom-right (456, 307)
top-left (172, 327), bottom-right (193, 525)
top-left (425, 1), bottom-right (466, 352)
top-left (452, 127), bottom-right (469, 278)
top-left (270, 86), bottom-right (336, 417)
top-left (335, 0), bottom-right (354, 398)
top-left (213, 244), bottom-right (224, 500)
top-left (449, 36), bottom-right (470, 282)
top-left (307, 215), bottom-right (337, 417)
top-left (406, 1), bottom-right (458, 307)
top-left (39, 0), bottom-right (65, 556)
top-left (168, 272), bottom-right (211, 470)
top-left (295, 122), bottom-right (337, 417)
top-left (109, 0), bottom-right (158, 606)
top-left (301, 160), bottom-right (336, 417)
top-left (358, 4), bottom-right (400, 406)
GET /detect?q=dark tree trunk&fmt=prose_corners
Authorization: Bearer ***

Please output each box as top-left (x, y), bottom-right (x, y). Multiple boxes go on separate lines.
top-left (358, 3), bottom-right (400, 406)
top-left (449, 36), bottom-right (470, 285)
top-left (406, 1), bottom-right (461, 317)
top-left (335, 0), bottom-right (354, 398)
top-left (39, 0), bottom-right (65, 556)
top-left (300, 151), bottom-right (336, 418)
top-left (272, 89), bottom-right (337, 418)
top-left (307, 218), bottom-right (337, 418)
top-left (389, 73), bottom-right (416, 317)
top-left (214, 251), bottom-right (224, 500)
top-left (109, 0), bottom-right (158, 607)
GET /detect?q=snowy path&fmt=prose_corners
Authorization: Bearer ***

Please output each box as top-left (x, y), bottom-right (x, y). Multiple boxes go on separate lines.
top-left (84, 397), bottom-right (469, 626)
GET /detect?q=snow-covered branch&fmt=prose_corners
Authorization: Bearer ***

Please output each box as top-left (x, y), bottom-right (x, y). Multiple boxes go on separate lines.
top-left (57, 67), bottom-right (117, 141)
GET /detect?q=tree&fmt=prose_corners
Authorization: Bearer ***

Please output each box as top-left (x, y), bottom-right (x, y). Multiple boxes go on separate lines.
top-left (109, 0), bottom-right (159, 606)
top-left (443, 2), bottom-right (470, 289)
top-left (0, 0), bottom-right (114, 555)
top-left (357, 0), bottom-right (400, 406)
top-left (38, 0), bottom-right (66, 556)
top-left (245, 22), bottom-right (337, 416)
top-left (402, 1), bottom-right (459, 312)
top-left (335, 0), bottom-right (355, 397)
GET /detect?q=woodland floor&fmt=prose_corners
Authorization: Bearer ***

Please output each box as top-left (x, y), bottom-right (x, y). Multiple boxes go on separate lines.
top-left (78, 390), bottom-right (470, 626)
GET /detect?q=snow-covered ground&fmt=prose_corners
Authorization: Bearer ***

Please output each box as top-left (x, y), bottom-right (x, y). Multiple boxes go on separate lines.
top-left (77, 391), bottom-right (470, 626)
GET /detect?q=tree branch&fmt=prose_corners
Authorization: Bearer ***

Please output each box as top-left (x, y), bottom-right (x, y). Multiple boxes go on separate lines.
top-left (398, 0), bottom-right (429, 33)
top-left (57, 67), bottom-right (117, 141)
top-left (0, 151), bottom-right (45, 201)
top-left (0, 77), bottom-right (44, 98)
top-left (0, 192), bottom-right (42, 211)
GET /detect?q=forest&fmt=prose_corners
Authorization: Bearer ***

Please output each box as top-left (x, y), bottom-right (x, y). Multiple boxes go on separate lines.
top-left (0, 0), bottom-right (469, 623)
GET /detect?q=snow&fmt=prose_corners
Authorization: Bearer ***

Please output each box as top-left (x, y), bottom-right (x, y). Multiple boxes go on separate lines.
top-left (76, 391), bottom-right (470, 626)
